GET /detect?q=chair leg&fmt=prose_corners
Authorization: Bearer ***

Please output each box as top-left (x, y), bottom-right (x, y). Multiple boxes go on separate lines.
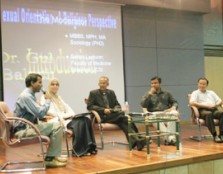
top-left (65, 133), bottom-right (71, 157)
top-left (1, 137), bottom-right (46, 172)
top-left (110, 140), bottom-right (129, 146)
top-left (96, 123), bottom-right (104, 149)
top-left (190, 120), bottom-right (213, 141)
top-left (190, 135), bottom-right (213, 141)
top-left (190, 119), bottom-right (203, 141)
top-left (95, 123), bottom-right (128, 149)
top-left (0, 160), bottom-right (46, 173)
top-left (62, 130), bottom-right (73, 157)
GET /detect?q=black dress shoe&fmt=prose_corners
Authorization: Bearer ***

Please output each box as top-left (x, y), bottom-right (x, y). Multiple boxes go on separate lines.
top-left (164, 140), bottom-right (169, 145)
top-left (169, 140), bottom-right (176, 146)
top-left (131, 141), bottom-right (137, 149)
top-left (164, 140), bottom-right (176, 146)
top-left (137, 139), bottom-right (146, 151)
top-left (90, 149), bottom-right (98, 155)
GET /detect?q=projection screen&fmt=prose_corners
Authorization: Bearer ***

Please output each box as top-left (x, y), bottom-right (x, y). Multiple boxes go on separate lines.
top-left (1, 0), bottom-right (124, 113)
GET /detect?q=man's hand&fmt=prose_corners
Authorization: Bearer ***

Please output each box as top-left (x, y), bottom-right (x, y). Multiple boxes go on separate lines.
top-left (104, 108), bottom-right (112, 114)
top-left (207, 104), bottom-right (217, 110)
top-left (148, 87), bottom-right (156, 95)
top-left (164, 106), bottom-right (176, 112)
top-left (42, 115), bottom-right (55, 122)
top-left (190, 101), bottom-right (218, 110)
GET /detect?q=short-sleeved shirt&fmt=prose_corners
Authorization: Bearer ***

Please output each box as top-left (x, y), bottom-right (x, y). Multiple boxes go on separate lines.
top-left (190, 89), bottom-right (221, 105)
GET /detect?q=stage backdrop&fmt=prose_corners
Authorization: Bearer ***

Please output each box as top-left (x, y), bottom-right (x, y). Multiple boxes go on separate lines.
top-left (1, 0), bottom-right (124, 113)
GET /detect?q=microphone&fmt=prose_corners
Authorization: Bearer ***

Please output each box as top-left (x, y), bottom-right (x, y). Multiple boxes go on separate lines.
top-left (41, 89), bottom-right (46, 94)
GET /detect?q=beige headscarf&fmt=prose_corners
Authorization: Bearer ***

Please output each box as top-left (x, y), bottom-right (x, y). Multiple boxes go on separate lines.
top-left (47, 78), bottom-right (66, 112)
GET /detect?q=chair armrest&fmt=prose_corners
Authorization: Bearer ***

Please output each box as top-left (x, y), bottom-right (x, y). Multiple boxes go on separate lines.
top-left (90, 110), bottom-right (102, 123)
top-left (187, 94), bottom-right (200, 124)
top-left (3, 116), bottom-right (50, 147)
top-left (189, 105), bottom-right (200, 124)
top-left (190, 106), bottom-right (200, 118)
top-left (7, 117), bottom-right (41, 136)
top-left (85, 98), bottom-right (102, 123)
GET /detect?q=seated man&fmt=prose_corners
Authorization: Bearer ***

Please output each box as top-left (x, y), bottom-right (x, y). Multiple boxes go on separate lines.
top-left (141, 76), bottom-right (179, 145)
top-left (13, 73), bottom-right (67, 167)
top-left (190, 77), bottom-right (223, 143)
top-left (87, 76), bottom-right (146, 151)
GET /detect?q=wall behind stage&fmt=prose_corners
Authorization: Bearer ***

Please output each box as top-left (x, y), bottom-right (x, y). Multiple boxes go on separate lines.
top-left (0, 1), bottom-right (209, 122)
top-left (122, 5), bottom-right (205, 121)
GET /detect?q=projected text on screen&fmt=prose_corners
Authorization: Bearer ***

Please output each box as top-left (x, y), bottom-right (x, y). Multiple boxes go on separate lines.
top-left (1, 0), bottom-right (124, 113)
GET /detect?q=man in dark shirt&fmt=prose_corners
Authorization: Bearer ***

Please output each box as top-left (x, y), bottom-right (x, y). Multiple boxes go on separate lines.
top-left (87, 76), bottom-right (146, 151)
top-left (141, 76), bottom-right (179, 145)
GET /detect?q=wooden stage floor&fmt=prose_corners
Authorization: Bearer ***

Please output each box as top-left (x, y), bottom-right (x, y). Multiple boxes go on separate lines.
top-left (1, 124), bottom-right (223, 174)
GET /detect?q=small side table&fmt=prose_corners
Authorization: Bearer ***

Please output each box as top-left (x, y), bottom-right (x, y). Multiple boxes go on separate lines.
top-left (127, 112), bottom-right (180, 158)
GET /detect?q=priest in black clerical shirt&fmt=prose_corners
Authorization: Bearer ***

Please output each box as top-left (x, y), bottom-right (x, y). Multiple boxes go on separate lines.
top-left (87, 76), bottom-right (146, 151)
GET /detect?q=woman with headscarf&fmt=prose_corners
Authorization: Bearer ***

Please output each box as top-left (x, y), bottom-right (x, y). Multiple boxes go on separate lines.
top-left (40, 78), bottom-right (97, 157)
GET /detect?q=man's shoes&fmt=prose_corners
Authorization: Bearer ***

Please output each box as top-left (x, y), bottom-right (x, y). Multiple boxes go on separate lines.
top-left (219, 135), bottom-right (223, 141)
top-left (164, 140), bottom-right (169, 145)
top-left (132, 139), bottom-right (151, 150)
top-left (45, 158), bottom-right (67, 168)
top-left (164, 139), bottom-right (176, 146)
top-left (131, 141), bottom-right (137, 149)
top-left (83, 153), bottom-right (91, 156)
top-left (169, 139), bottom-right (176, 146)
top-left (55, 156), bottom-right (68, 162)
top-left (90, 149), bottom-right (98, 155)
top-left (214, 136), bottom-right (223, 143)
top-left (137, 139), bottom-right (146, 151)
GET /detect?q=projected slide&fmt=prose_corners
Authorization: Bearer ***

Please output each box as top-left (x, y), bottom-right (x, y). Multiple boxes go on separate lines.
top-left (1, 0), bottom-right (124, 112)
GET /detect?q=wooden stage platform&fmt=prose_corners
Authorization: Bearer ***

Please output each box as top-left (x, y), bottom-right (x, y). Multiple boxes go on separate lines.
top-left (1, 124), bottom-right (223, 174)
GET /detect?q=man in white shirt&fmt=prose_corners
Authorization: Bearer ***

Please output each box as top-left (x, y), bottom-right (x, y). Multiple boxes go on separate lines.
top-left (190, 77), bottom-right (223, 143)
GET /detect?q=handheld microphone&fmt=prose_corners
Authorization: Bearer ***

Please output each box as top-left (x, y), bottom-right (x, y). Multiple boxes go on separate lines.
top-left (41, 89), bottom-right (46, 94)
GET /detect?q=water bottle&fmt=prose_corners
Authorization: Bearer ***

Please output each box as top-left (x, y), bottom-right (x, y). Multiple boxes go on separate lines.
top-left (125, 101), bottom-right (129, 113)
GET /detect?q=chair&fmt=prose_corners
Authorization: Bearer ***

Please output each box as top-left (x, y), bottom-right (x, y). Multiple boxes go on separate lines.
top-left (85, 99), bottom-right (128, 149)
top-left (187, 94), bottom-right (219, 141)
top-left (63, 129), bottom-right (73, 156)
top-left (0, 101), bottom-right (50, 172)
top-left (39, 116), bottom-right (73, 157)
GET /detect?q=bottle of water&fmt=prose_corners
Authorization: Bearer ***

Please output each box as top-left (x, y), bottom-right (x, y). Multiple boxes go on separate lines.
top-left (125, 101), bottom-right (129, 113)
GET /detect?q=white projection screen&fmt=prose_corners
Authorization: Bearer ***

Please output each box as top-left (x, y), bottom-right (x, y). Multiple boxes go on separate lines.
top-left (1, 0), bottom-right (125, 113)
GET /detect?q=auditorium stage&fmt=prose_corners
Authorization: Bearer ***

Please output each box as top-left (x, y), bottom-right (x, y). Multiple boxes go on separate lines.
top-left (1, 124), bottom-right (223, 174)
